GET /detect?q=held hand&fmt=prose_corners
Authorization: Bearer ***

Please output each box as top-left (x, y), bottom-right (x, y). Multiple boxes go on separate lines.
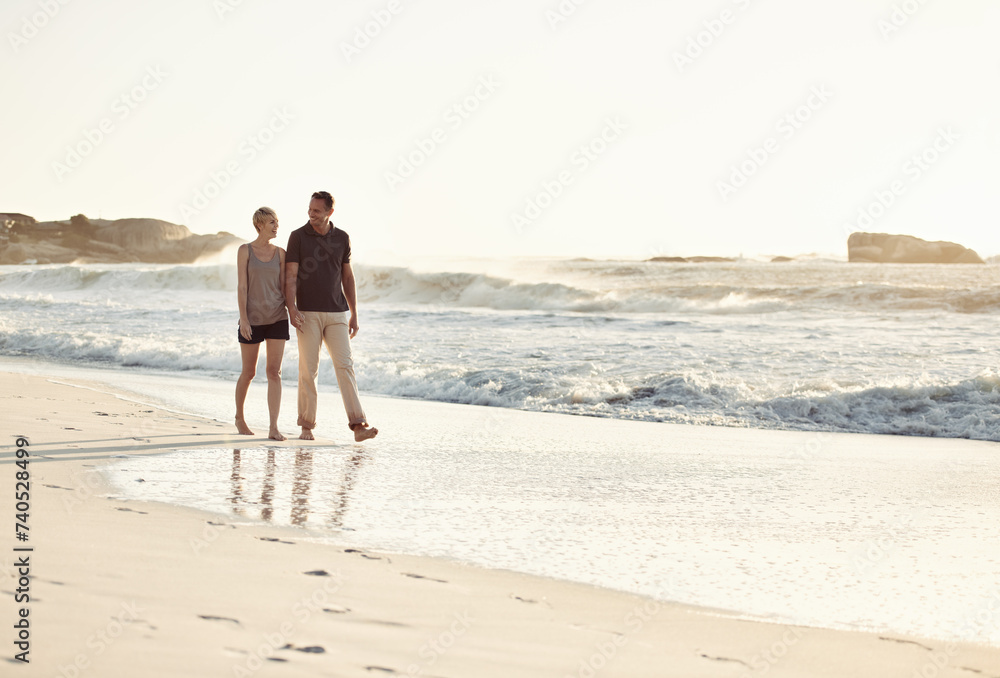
top-left (239, 318), bottom-right (253, 341)
top-left (290, 311), bottom-right (304, 331)
top-left (349, 314), bottom-right (359, 339)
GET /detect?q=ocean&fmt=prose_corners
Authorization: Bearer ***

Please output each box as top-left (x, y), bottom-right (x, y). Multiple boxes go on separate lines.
top-left (2, 256), bottom-right (999, 440)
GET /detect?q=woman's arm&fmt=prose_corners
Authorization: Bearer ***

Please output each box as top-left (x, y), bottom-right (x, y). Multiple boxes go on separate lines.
top-left (237, 244), bottom-right (252, 340)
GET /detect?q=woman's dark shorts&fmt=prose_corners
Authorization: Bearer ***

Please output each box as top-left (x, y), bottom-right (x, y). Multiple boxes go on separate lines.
top-left (238, 318), bottom-right (290, 345)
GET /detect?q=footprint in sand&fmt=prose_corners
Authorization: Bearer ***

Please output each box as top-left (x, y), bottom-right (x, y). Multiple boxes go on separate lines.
top-left (323, 605), bottom-right (350, 614)
top-left (362, 620), bottom-right (408, 628)
top-left (699, 653), bottom-right (751, 668)
top-left (345, 549), bottom-right (385, 561)
top-left (402, 573), bottom-right (448, 584)
top-left (303, 570), bottom-right (331, 577)
top-left (281, 644), bottom-right (325, 654)
top-left (258, 537), bottom-right (295, 544)
top-left (115, 507), bottom-right (149, 514)
top-left (198, 615), bottom-right (241, 625)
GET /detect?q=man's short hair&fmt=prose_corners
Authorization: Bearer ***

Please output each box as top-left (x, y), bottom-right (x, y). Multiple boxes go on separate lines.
top-left (311, 191), bottom-right (334, 211)
top-left (252, 206), bottom-right (277, 232)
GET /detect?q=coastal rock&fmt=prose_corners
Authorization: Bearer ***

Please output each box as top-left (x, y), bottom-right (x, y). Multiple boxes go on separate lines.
top-left (848, 232), bottom-right (983, 264)
top-left (0, 216), bottom-right (242, 265)
top-left (93, 219), bottom-right (190, 252)
top-left (0, 243), bottom-right (27, 264)
top-left (92, 219), bottom-right (242, 264)
top-left (0, 241), bottom-right (78, 264)
top-left (73, 239), bottom-right (137, 265)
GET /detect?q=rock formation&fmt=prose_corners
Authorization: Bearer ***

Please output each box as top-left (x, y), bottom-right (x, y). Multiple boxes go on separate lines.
top-left (92, 219), bottom-right (240, 263)
top-left (847, 232), bottom-right (984, 264)
top-left (0, 216), bottom-right (242, 265)
top-left (93, 219), bottom-right (191, 251)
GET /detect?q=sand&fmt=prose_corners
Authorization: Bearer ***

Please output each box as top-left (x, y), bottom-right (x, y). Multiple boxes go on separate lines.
top-left (2, 369), bottom-right (999, 677)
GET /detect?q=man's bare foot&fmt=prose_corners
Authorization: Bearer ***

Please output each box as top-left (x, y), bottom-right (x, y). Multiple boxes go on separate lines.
top-left (236, 417), bottom-right (253, 435)
top-left (354, 425), bottom-right (378, 442)
top-left (269, 428), bottom-right (286, 442)
top-left (299, 427), bottom-right (314, 440)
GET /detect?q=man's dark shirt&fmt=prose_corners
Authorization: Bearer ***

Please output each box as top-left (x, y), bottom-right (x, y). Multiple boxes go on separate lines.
top-left (286, 222), bottom-right (352, 313)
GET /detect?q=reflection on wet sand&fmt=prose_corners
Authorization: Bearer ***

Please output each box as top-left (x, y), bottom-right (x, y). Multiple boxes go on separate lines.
top-left (230, 450), bottom-right (245, 517)
top-left (229, 447), bottom-right (370, 527)
top-left (261, 449), bottom-right (276, 522)
top-left (291, 449), bottom-right (312, 526)
top-left (329, 449), bottom-right (368, 529)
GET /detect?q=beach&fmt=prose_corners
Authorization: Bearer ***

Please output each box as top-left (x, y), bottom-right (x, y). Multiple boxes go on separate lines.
top-left (4, 367), bottom-right (1000, 677)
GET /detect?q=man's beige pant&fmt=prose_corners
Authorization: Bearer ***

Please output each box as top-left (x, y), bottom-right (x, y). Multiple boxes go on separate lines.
top-left (296, 311), bottom-right (367, 431)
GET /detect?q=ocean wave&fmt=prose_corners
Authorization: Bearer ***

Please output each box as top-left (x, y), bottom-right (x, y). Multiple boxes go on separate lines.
top-left (358, 364), bottom-right (1000, 442)
top-left (3, 314), bottom-right (997, 441)
top-left (357, 267), bottom-right (1000, 315)
top-left (352, 265), bottom-right (1000, 315)
top-left (3, 261), bottom-right (1000, 314)
top-left (584, 372), bottom-right (1000, 441)
top-left (0, 327), bottom-right (242, 373)
top-left (0, 264), bottom-right (236, 292)
top-left (356, 265), bottom-right (800, 314)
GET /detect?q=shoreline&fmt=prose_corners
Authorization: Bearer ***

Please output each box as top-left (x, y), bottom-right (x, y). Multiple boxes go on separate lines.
top-left (3, 368), bottom-right (1000, 675)
top-left (7, 353), bottom-right (1000, 446)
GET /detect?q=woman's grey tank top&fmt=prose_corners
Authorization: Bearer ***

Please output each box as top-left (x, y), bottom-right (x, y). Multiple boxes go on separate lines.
top-left (246, 245), bottom-right (286, 325)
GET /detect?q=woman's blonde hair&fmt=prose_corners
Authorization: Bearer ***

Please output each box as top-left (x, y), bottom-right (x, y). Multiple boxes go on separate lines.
top-left (252, 206), bottom-right (277, 232)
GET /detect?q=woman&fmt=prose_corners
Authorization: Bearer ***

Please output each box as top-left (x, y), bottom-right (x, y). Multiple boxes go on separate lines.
top-left (235, 206), bottom-right (291, 441)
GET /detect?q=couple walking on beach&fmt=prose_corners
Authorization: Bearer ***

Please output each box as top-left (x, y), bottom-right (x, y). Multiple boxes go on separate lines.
top-left (234, 190), bottom-right (378, 443)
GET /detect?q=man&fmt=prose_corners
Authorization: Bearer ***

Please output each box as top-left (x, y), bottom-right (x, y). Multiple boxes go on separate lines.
top-left (284, 191), bottom-right (378, 442)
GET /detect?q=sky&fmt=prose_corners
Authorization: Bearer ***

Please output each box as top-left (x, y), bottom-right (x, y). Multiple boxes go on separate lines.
top-left (3, 0), bottom-right (999, 260)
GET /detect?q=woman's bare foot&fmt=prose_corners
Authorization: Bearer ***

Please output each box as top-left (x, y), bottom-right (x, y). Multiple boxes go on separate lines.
top-left (354, 424), bottom-right (378, 442)
top-left (269, 428), bottom-right (286, 441)
top-left (299, 427), bottom-right (314, 440)
top-left (236, 417), bottom-right (254, 435)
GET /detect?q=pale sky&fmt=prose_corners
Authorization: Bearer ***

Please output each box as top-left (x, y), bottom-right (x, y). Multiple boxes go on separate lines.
top-left (3, 0), bottom-right (999, 260)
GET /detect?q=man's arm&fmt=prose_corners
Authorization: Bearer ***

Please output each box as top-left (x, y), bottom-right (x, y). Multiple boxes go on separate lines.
top-left (285, 261), bottom-right (302, 329)
top-left (279, 248), bottom-right (296, 318)
top-left (342, 262), bottom-right (359, 339)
